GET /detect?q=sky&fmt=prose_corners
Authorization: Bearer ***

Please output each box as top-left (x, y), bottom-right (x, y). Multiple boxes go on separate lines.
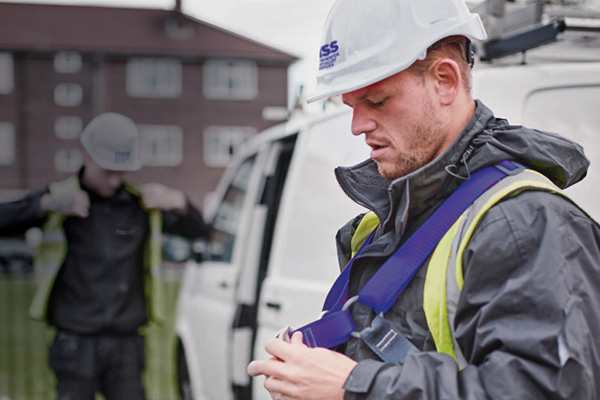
top-left (1, 0), bottom-right (338, 104)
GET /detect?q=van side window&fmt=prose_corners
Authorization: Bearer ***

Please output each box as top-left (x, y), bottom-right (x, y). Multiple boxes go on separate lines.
top-left (209, 157), bottom-right (255, 262)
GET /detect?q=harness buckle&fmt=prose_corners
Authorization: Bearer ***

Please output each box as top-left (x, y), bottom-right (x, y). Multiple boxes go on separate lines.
top-left (357, 313), bottom-right (416, 364)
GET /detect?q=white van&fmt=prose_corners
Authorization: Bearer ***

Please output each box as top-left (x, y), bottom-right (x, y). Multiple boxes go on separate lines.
top-left (174, 22), bottom-right (600, 400)
top-left (174, 106), bottom-right (370, 400)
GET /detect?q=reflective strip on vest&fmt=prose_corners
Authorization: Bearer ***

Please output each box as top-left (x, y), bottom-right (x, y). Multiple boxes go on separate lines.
top-left (351, 211), bottom-right (379, 257)
top-left (124, 183), bottom-right (165, 325)
top-left (146, 208), bottom-right (165, 324)
top-left (423, 169), bottom-right (577, 369)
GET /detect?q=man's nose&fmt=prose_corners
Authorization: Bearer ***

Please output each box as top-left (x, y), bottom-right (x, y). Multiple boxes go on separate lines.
top-left (350, 106), bottom-right (376, 136)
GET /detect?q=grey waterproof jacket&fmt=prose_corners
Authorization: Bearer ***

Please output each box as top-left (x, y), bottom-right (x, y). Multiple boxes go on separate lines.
top-left (335, 101), bottom-right (600, 399)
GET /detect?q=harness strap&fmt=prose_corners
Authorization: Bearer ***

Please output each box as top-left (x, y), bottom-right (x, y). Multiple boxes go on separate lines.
top-left (295, 160), bottom-right (525, 356)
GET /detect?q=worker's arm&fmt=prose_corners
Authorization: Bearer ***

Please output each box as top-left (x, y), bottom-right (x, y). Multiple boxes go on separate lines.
top-left (0, 190), bottom-right (49, 235)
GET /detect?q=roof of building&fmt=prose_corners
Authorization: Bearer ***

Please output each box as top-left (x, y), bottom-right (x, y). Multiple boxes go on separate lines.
top-left (0, 2), bottom-right (297, 63)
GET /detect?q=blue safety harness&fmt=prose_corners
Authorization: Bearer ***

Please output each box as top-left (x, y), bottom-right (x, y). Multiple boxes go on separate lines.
top-left (294, 160), bottom-right (524, 363)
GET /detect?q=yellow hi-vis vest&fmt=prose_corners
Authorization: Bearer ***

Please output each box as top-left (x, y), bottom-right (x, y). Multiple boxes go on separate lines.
top-left (351, 168), bottom-right (581, 368)
top-left (29, 175), bottom-right (166, 326)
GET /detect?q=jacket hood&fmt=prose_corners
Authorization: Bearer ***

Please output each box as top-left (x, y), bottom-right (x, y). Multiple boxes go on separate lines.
top-left (335, 100), bottom-right (590, 230)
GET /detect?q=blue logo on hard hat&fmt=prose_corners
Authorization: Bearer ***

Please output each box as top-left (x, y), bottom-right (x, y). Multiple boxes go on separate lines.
top-left (114, 151), bottom-right (131, 164)
top-left (319, 40), bottom-right (340, 70)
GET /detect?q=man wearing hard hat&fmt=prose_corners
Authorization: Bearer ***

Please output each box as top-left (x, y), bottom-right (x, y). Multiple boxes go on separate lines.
top-left (0, 113), bottom-right (209, 400)
top-left (248, 0), bottom-right (600, 398)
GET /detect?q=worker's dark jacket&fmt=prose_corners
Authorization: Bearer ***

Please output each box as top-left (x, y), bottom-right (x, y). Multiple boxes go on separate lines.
top-left (335, 101), bottom-right (600, 399)
top-left (0, 176), bottom-right (209, 335)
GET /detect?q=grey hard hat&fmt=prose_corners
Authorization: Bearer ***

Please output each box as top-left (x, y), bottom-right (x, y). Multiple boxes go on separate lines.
top-left (80, 112), bottom-right (141, 171)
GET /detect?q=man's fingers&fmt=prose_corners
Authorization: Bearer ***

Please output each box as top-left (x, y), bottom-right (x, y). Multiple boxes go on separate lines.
top-left (264, 334), bottom-right (308, 364)
top-left (140, 183), bottom-right (186, 211)
top-left (248, 357), bottom-right (286, 378)
top-left (73, 191), bottom-right (90, 217)
top-left (264, 375), bottom-right (296, 399)
top-left (290, 331), bottom-right (304, 345)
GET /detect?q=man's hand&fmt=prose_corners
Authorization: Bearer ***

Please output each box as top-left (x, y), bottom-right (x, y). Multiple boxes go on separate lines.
top-left (140, 183), bottom-right (187, 213)
top-left (247, 331), bottom-right (357, 400)
top-left (40, 190), bottom-right (90, 217)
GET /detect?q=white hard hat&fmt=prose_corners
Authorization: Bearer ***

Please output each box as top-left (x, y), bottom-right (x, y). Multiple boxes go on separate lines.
top-left (308, 0), bottom-right (488, 103)
top-left (80, 112), bottom-right (141, 171)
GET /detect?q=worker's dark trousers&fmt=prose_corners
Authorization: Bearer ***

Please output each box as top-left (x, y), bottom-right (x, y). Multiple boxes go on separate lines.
top-left (49, 330), bottom-right (146, 400)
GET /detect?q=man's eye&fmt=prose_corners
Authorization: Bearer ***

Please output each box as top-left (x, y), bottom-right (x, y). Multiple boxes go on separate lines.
top-left (369, 98), bottom-right (387, 108)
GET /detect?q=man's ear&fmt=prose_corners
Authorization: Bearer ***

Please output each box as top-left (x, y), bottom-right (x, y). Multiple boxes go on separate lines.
top-left (430, 58), bottom-right (461, 106)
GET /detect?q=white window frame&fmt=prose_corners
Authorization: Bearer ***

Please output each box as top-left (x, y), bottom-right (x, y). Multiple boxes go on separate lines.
top-left (55, 116), bottom-right (83, 140)
top-left (126, 58), bottom-right (182, 99)
top-left (0, 122), bottom-right (15, 166)
top-left (203, 59), bottom-right (258, 100)
top-left (0, 53), bottom-right (14, 95)
top-left (54, 148), bottom-right (83, 172)
top-left (138, 124), bottom-right (183, 166)
top-left (54, 83), bottom-right (83, 107)
top-left (203, 126), bottom-right (255, 167)
top-left (54, 51), bottom-right (82, 74)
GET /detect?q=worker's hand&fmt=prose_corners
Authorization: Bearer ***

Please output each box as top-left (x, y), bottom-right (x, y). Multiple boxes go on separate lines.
top-left (247, 331), bottom-right (357, 400)
top-left (40, 190), bottom-right (90, 218)
top-left (141, 183), bottom-right (187, 213)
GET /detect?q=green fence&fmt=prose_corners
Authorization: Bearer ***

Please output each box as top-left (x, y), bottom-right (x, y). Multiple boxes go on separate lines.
top-left (0, 274), bottom-right (181, 400)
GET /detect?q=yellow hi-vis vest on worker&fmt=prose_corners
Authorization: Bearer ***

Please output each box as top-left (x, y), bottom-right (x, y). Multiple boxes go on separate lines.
top-left (29, 175), bottom-right (166, 325)
top-left (351, 167), bottom-right (581, 368)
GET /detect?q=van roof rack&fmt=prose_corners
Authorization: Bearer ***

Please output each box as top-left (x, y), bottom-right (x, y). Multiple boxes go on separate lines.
top-left (471, 0), bottom-right (600, 62)
top-left (480, 18), bottom-right (567, 61)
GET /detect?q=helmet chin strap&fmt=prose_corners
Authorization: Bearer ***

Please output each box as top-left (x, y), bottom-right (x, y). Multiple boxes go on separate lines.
top-left (466, 41), bottom-right (475, 68)
top-left (428, 36), bottom-right (475, 68)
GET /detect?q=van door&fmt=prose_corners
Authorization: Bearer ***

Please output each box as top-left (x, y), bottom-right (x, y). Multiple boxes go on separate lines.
top-left (176, 135), bottom-right (298, 400)
top-left (176, 153), bottom-right (266, 400)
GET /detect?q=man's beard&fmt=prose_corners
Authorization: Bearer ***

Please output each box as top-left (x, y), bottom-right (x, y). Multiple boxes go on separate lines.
top-left (377, 103), bottom-right (442, 180)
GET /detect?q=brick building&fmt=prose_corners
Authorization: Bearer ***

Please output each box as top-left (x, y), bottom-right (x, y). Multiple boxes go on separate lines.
top-left (0, 2), bottom-right (296, 207)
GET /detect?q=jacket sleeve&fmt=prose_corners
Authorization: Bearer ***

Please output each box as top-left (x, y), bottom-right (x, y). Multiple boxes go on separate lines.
top-left (0, 189), bottom-right (48, 236)
top-left (161, 199), bottom-right (210, 239)
top-left (343, 190), bottom-right (600, 399)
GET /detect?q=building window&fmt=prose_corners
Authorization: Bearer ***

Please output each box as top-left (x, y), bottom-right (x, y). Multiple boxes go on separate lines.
top-left (139, 125), bottom-right (183, 166)
top-left (126, 58), bottom-right (182, 98)
top-left (203, 126), bottom-right (255, 167)
top-left (54, 51), bottom-right (82, 74)
top-left (0, 122), bottom-right (15, 166)
top-left (55, 116), bottom-right (83, 139)
top-left (54, 83), bottom-right (83, 107)
top-left (203, 60), bottom-right (258, 100)
top-left (0, 53), bottom-right (14, 95)
top-left (54, 149), bottom-right (83, 172)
